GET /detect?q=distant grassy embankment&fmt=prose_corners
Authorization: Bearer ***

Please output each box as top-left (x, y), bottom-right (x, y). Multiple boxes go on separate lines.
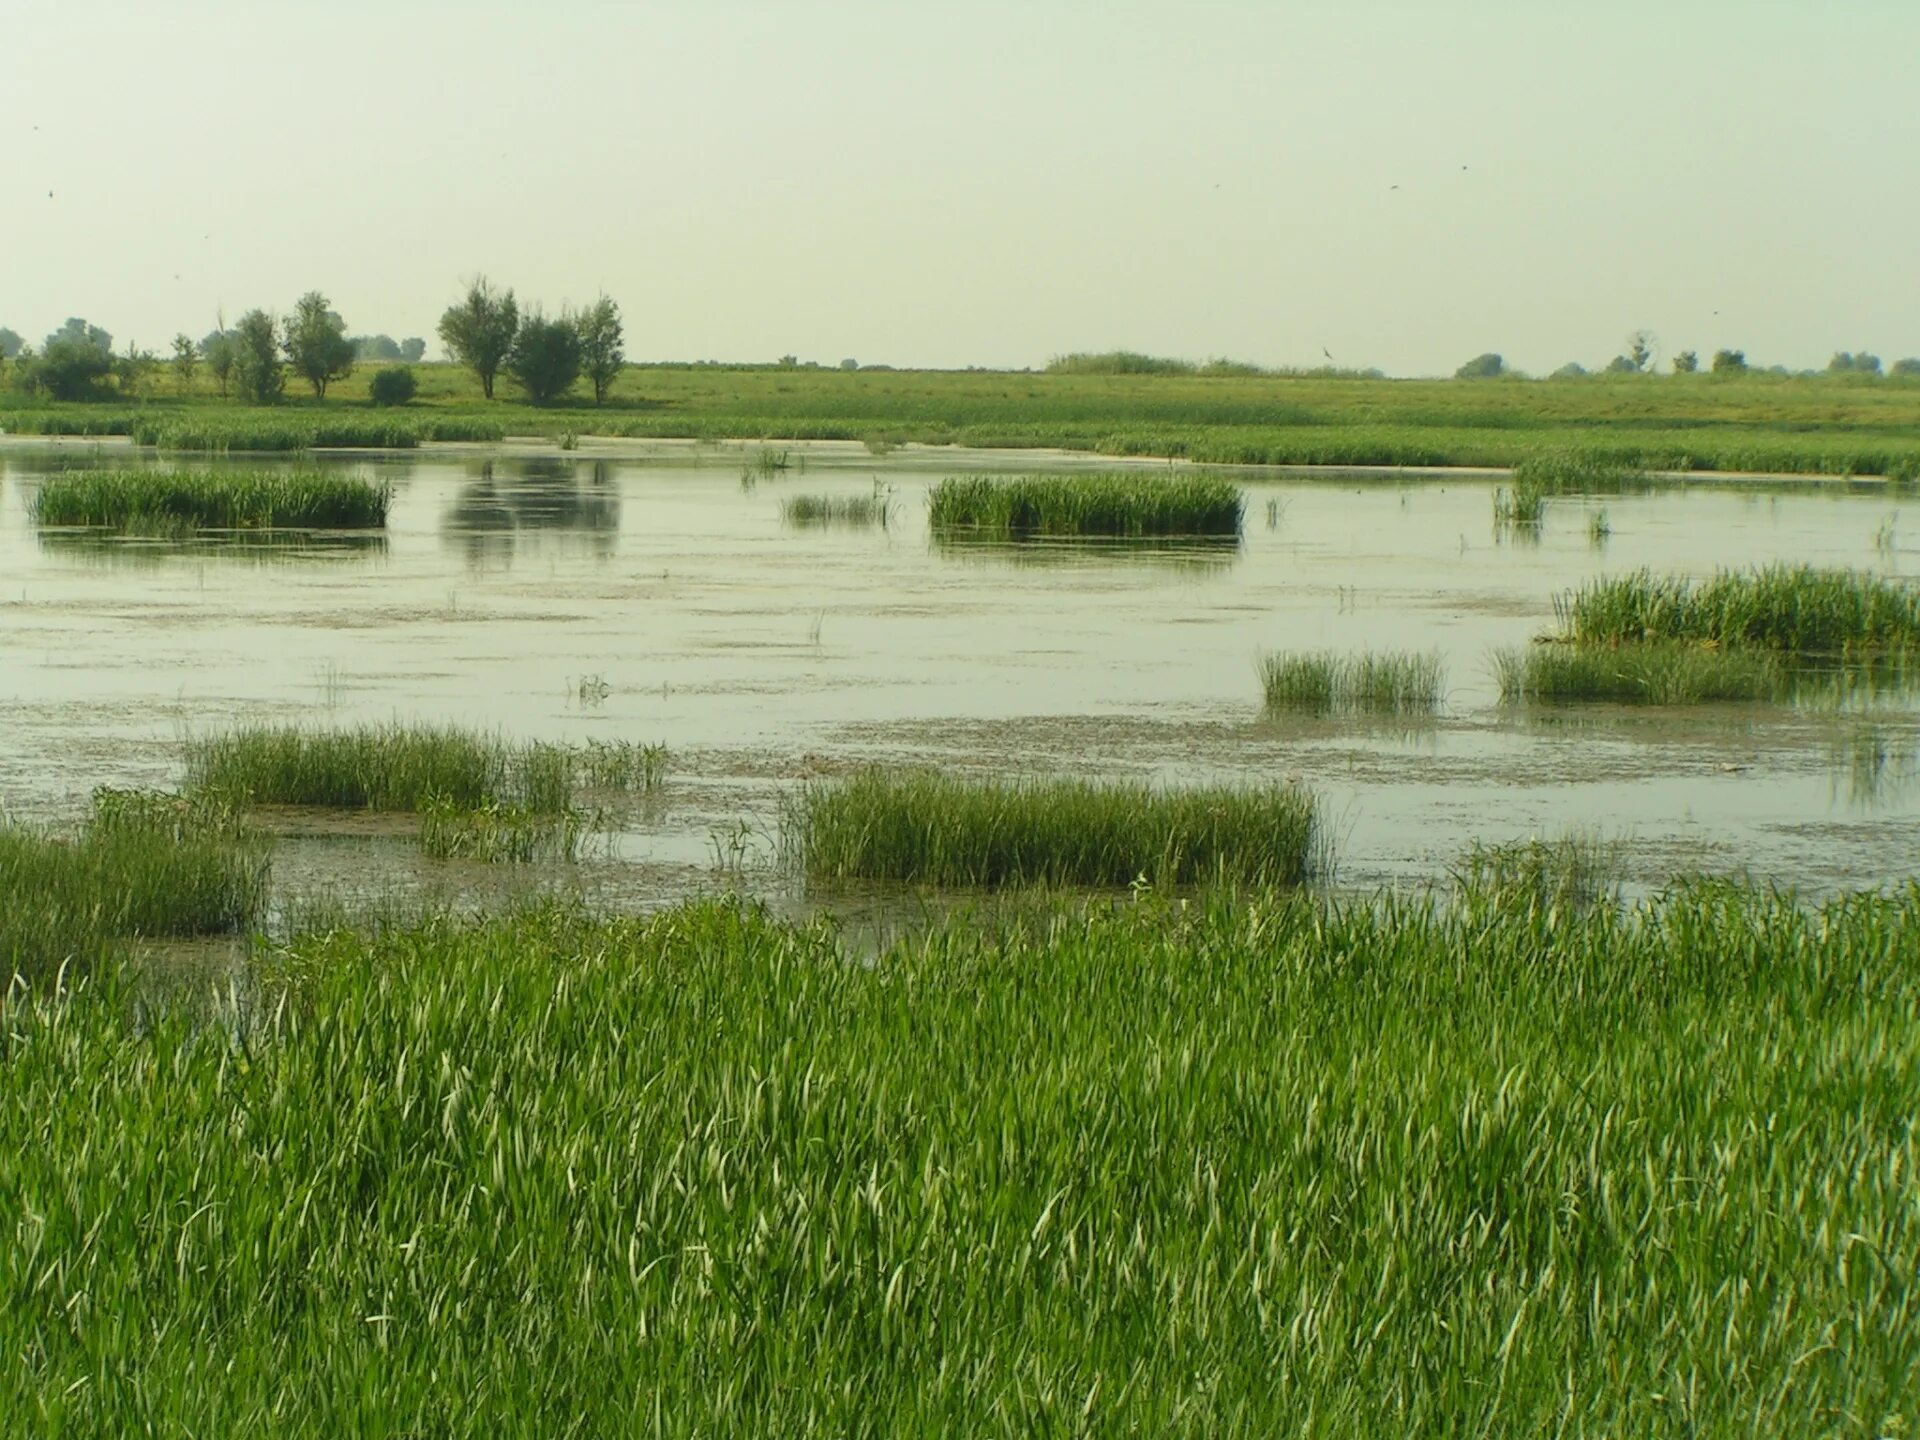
top-left (6, 364), bottom-right (1920, 474)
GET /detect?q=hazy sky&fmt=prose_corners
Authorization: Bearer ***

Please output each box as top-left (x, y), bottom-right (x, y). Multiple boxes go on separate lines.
top-left (6, 0), bottom-right (1917, 375)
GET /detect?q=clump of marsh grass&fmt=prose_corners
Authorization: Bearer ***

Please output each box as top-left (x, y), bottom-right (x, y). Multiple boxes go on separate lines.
top-left (780, 488), bottom-right (892, 529)
top-left (1452, 831), bottom-right (1625, 915)
top-left (928, 473), bottom-right (1243, 539)
top-left (32, 469), bottom-right (390, 531)
top-left (1258, 649), bottom-right (1446, 715)
top-left (1, 788), bottom-right (269, 978)
top-left (184, 725), bottom-right (668, 814)
top-left (1492, 479), bottom-right (1547, 531)
top-left (788, 771), bottom-right (1317, 888)
top-left (1494, 641), bottom-right (1781, 704)
top-left (1589, 509), bottom-right (1612, 545)
top-left (1557, 565), bottom-right (1920, 655)
top-left (573, 739), bottom-right (669, 791)
top-left (1511, 448), bottom-right (1650, 496)
top-left (418, 796), bottom-right (603, 863)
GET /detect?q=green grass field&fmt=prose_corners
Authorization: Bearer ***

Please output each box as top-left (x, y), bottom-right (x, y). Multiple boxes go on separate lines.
top-left (3, 885), bottom-right (1915, 1434)
top-left (8, 364), bottom-right (1920, 474)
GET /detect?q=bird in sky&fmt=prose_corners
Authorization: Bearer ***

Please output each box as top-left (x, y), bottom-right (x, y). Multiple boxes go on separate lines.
top-left (1322, 347), bottom-right (1335, 362)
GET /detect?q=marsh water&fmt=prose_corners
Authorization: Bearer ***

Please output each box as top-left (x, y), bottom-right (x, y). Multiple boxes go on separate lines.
top-left (2, 438), bottom-right (1915, 924)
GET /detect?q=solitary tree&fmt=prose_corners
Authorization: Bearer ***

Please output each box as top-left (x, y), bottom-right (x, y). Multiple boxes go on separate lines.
top-left (171, 334), bottom-right (199, 390)
top-left (437, 277), bottom-right (518, 399)
top-left (575, 294), bottom-right (625, 406)
top-left (1672, 350), bottom-right (1699, 374)
top-left (204, 330), bottom-right (237, 399)
top-left (232, 309), bottom-right (285, 404)
top-left (283, 291), bottom-right (355, 398)
top-left (399, 336), bottom-right (427, 363)
top-left (1711, 349), bottom-right (1748, 375)
top-left (116, 343), bottom-right (157, 397)
top-left (506, 308), bottom-right (582, 405)
top-left (1892, 358), bottom-right (1920, 378)
top-left (1625, 330), bottom-right (1657, 372)
top-left (1454, 352), bottom-right (1505, 380)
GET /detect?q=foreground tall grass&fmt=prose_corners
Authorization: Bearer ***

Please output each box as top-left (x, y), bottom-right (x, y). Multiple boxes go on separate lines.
top-left (928, 473), bottom-right (1243, 538)
top-left (790, 772), bottom-right (1316, 887)
top-left (1259, 649), bottom-right (1445, 714)
top-left (0, 789), bottom-right (268, 978)
top-left (1495, 641), bottom-right (1783, 704)
top-left (1559, 565), bottom-right (1920, 654)
top-left (4, 885), bottom-right (1916, 1432)
top-left (31, 469), bottom-right (390, 531)
top-left (184, 725), bottom-right (666, 813)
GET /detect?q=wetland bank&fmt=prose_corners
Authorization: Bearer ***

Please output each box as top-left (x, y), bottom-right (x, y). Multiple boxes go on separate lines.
top-left (3, 434), bottom-right (1918, 1432)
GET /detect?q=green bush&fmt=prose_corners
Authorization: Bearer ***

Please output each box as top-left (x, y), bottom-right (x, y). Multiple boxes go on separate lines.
top-left (368, 365), bottom-right (418, 407)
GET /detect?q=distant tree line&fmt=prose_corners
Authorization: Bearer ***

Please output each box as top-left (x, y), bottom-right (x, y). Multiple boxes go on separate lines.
top-left (1457, 337), bottom-right (1920, 382)
top-left (3, 279), bottom-right (625, 408)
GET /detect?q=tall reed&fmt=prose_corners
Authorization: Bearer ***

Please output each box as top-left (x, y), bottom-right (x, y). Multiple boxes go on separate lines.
top-left (928, 473), bottom-right (1243, 538)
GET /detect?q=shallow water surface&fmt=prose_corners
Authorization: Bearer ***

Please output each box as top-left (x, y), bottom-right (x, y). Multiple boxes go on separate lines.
top-left (1, 441), bottom-right (1915, 910)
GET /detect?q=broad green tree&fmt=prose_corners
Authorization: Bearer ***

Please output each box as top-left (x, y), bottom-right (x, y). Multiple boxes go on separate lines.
top-left (507, 309), bottom-right (581, 405)
top-left (575, 295), bottom-right (625, 406)
top-left (1672, 350), bottom-right (1699, 374)
top-left (437, 277), bottom-right (518, 399)
top-left (283, 291), bottom-right (355, 398)
top-left (232, 309), bottom-right (285, 404)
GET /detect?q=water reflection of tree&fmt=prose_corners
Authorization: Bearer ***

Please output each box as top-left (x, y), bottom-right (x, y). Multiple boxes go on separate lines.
top-left (443, 459), bottom-right (621, 569)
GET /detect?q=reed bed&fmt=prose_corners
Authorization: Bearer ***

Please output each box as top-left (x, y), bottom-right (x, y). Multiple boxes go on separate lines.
top-left (928, 473), bottom-right (1243, 538)
top-left (779, 492), bottom-right (891, 528)
top-left (31, 468), bottom-right (390, 531)
top-left (1558, 565), bottom-right (1920, 655)
top-left (1495, 641), bottom-right (1783, 704)
top-left (3, 884), bottom-right (1916, 1431)
top-left (122, 414), bottom-right (507, 451)
top-left (1259, 649), bottom-right (1446, 714)
top-left (789, 771), bottom-right (1317, 887)
top-left (184, 725), bottom-right (666, 813)
top-left (0, 788), bottom-right (268, 978)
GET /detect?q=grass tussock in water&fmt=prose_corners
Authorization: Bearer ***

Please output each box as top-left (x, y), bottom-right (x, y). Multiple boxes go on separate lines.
top-left (0, 788), bottom-right (268, 979)
top-left (1259, 649), bottom-right (1446, 715)
top-left (1452, 831), bottom-right (1625, 914)
top-left (3, 885), bottom-right (1917, 1431)
top-left (928, 473), bottom-right (1243, 539)
top-left (1559, 565), bottom-right (1920, 655)
top-left (1511, 447), bottom-right (1650, 495)
top-left (790, 771), bottom-right (1317, 887)
top-left (184, 725), bottom-right (667, 814)
top-left (417, 796), bottom-right (603, 864)
top-left (1495, 641), bottom-right (1783, 704)
top-left (779, 492), bottom-right (891, 528)
top-left (32, 469), bottom-right (390, 531)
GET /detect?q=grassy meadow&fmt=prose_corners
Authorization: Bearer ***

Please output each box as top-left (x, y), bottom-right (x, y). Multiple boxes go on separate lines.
top-left (6, 363), bottom-right (1920, 474)
top-left (3, 884), bottom-right (1916, 1433)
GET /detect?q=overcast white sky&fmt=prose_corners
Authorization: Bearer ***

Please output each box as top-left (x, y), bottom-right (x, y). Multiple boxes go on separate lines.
top-left (4, 0), bottom-right (1917, 375)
